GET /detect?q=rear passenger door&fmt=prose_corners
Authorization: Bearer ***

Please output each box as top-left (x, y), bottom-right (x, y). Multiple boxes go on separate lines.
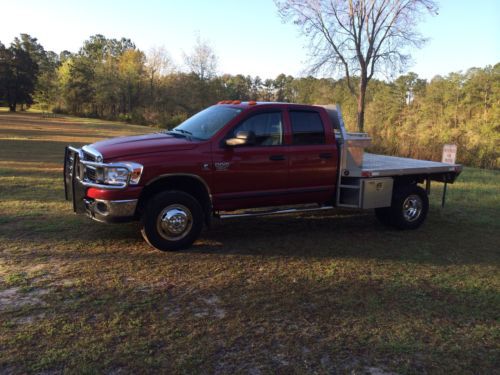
top-left (286, 110), bottom-right (338, 204)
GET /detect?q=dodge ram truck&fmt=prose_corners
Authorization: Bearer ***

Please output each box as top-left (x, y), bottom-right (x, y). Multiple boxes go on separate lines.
top-left (64, 102), bottom-right (462, 251)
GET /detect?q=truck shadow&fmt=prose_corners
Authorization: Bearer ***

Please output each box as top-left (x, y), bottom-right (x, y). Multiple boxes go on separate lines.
top-left (0, 209), bottom-right (496, 266)
top-left (189, 210), bottom-right (497, 265)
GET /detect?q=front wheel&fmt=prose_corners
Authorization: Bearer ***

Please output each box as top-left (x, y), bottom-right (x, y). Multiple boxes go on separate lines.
top-left (388, 185), bottom-right (429, 230)
top-left (141, 191), bottom-right (203, 251)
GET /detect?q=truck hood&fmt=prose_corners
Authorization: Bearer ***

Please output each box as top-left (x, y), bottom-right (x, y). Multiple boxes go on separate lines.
top-left (90, 132), bottom-right (197, 160)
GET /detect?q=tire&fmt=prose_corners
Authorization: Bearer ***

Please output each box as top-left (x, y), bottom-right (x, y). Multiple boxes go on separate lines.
top-left (389, 185), bottom-right (429, 230)
top-left (140, 191), bottom-right (203, 251)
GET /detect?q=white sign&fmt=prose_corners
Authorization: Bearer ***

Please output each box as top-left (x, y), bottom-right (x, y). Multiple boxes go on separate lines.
top-left (442, 144), bottom-right (457, 164)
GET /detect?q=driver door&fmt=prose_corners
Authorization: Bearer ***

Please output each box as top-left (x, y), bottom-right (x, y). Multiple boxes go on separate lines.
top-left (211, 111), bottom-right (289, 210)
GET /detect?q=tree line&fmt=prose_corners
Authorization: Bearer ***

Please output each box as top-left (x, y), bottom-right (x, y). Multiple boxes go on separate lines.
top-left (0, 33), bottom-right (498, 169)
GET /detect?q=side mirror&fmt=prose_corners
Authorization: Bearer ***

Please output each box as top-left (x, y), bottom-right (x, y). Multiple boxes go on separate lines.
top-left (225, 131), bottom-right (255, 147)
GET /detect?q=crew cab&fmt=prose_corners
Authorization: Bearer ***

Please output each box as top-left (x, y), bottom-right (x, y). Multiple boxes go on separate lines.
top-left (64, 102), bottom-right (462, 251)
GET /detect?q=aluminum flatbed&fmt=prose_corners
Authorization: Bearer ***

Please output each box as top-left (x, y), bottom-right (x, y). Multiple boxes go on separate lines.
top-left (320, 105), bottom-right (463, 209)
top-left (361, 153), bottom-right (462, 178)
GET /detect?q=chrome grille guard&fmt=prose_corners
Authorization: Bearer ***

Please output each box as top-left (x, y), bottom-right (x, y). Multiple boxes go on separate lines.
top-left (64, 146), bottom-right (138, 195)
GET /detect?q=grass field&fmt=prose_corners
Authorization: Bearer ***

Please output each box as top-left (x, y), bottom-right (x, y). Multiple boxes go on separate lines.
top-left (0, 112), bottom-right (499, 374)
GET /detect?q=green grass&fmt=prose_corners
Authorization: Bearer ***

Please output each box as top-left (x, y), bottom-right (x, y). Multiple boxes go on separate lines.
top-left (0, 111), bottom-right (499, 374)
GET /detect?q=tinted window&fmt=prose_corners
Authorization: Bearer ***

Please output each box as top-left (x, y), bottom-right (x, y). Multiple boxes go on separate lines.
top-left (290, 111), bottom-right (325, 145)
top-left (229, 112), bottom-right (283, 146)
top-left (173, 105), bottom-right (242, 140)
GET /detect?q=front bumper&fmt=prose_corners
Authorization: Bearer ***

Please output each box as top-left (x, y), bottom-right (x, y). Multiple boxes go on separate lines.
top-left (84, 198), bottom-right (138, 223)
top-left (64, 146), bottom-right (139, 223)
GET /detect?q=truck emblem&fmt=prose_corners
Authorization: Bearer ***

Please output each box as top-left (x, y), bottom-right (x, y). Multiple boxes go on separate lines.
top-left (214, 161), bottom-right (230, 171)
top-left (201, 163), bottom-right (210, 171)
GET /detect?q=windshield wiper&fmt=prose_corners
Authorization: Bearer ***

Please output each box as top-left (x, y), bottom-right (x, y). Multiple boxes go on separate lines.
top-left (164, 130), bottom-right (186, 137)
top-left (172, 128), bottom-right (192, 136)
top-left (165, 128), bottom-right (194, 140)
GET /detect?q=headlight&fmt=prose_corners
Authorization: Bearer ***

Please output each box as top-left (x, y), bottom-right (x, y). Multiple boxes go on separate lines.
top-left (101, 162), bottom-right (143, 185)
top-left (104, 167), bottom-right (129, 185)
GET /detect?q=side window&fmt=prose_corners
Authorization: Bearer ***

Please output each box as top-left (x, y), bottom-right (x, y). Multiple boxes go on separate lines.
top-left (290, 111), bottom-right (325, 145)
top-left (229, 112), bottom-right (283, 146)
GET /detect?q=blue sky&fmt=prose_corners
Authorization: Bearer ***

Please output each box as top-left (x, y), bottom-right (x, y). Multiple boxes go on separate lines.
top-left (1, 0), bottom-right (498, 80)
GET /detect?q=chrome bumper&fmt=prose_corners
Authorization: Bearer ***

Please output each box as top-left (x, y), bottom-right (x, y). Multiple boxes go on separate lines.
top-left (84, 198), bottom-right (138, 223)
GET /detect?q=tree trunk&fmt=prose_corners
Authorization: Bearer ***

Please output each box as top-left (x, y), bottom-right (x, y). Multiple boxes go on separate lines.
top-left (357, 79), bottom-right (367, 133)
top-left (150, 73), bottom-right (155, 100)
top-left (128, 83), bottom-right (132, 114)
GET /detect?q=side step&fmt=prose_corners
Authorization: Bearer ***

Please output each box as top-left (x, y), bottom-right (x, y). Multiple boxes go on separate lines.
top-left (337, 176), bottom-right (362, 208)
top-left (217, 205), bottom-right (335, 219)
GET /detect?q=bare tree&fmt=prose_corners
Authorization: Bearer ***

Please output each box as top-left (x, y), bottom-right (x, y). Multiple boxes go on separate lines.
top-left (276, 0), bottom-right (437, 131)
top-left (184, 36), bottom-right (218, 80)
top-left (146, 46), bottom-right (173, 97)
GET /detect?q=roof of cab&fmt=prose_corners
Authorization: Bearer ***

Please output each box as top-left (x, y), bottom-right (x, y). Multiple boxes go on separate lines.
top-left (215, 101), bottom-right (324, 109)
top-left (216, 101), bottom-right (342, 129)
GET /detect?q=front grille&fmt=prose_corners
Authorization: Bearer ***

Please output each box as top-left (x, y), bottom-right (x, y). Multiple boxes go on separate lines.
top-left (83, 151), bottom-right (96, 162)
top-left (82, 147), bottom-right (101, 182)
top-left (86, 167), bottom-right (97, 181)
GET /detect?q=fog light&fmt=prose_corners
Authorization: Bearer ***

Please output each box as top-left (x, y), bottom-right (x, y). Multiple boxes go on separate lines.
top-left (96, 201), bottom-right (109, 215)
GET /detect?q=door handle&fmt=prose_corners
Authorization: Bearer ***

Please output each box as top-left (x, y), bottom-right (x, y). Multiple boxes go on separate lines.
top-left (269, 155), bottom-right (286, 161)
top-left (319, 152), bottom-right (333, 159)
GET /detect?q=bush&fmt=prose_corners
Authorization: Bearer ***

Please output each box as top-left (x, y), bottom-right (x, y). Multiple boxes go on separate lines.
top-left (52, 106), bottom-right (68, 115)
top-left (158, 113), bottom-right (188, 129)
top-left (118, 113), bottom-right (132, 123)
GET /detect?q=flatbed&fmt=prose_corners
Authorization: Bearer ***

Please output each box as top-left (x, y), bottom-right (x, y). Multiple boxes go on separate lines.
top-left (360, 153), bottom-right (461, 178)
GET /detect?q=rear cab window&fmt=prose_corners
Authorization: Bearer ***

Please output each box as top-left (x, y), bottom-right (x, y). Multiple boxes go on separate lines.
top-left (289, 111), bottom-right (325, 145)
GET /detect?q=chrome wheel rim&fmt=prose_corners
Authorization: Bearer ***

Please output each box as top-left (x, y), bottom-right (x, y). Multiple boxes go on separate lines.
top-left (402, 194), bottom-right (423, 222)
top-left (156, 204), bottom-right (193, 241)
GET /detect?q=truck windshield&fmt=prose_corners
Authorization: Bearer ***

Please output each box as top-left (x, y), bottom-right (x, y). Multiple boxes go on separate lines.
top-left (171, 106), bottom-right (242, 140)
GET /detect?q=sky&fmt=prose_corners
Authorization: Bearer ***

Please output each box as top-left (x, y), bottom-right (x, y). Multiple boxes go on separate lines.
top-left (1, 0), bottom-right (498, 80)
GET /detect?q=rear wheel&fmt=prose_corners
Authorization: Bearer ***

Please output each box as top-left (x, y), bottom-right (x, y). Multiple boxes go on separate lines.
top-left (388, 185), bottom-right (429, 230)
top-left (141, 191), bottom-right (203, 251)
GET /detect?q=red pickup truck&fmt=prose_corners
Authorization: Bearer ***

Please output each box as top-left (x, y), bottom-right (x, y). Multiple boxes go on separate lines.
top-left (64, 102), bottom-right (462, 251)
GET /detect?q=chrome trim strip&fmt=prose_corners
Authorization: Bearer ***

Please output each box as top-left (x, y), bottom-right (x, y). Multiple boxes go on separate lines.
top-left (80, 160), bottom-right (136, 170)
top-left (219, 205), bottom-right (334, 219)
top-left (77, 178), bottom-right (128, 189)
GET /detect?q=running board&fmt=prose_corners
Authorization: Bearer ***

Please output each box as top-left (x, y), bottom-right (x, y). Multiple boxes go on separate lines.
top-left (217, 205), bottom-right (335, 219)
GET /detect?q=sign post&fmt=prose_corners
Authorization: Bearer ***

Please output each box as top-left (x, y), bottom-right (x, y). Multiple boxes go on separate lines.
top-left (441, 144), bottom-right (457, 208)
top-left (442, 144), bottom-right (457, 164)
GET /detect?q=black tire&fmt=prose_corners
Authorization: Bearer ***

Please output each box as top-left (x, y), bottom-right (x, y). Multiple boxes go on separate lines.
top-left (140, 191), bottom-right (203, 251)
top-left (389, 185), bottom-right (429, 230)
top-left (374, 207), bottom-right (392, 226)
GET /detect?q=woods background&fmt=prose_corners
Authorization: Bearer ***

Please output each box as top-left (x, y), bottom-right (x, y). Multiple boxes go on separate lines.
top-left (1, 34), bottom-right (498, 169)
